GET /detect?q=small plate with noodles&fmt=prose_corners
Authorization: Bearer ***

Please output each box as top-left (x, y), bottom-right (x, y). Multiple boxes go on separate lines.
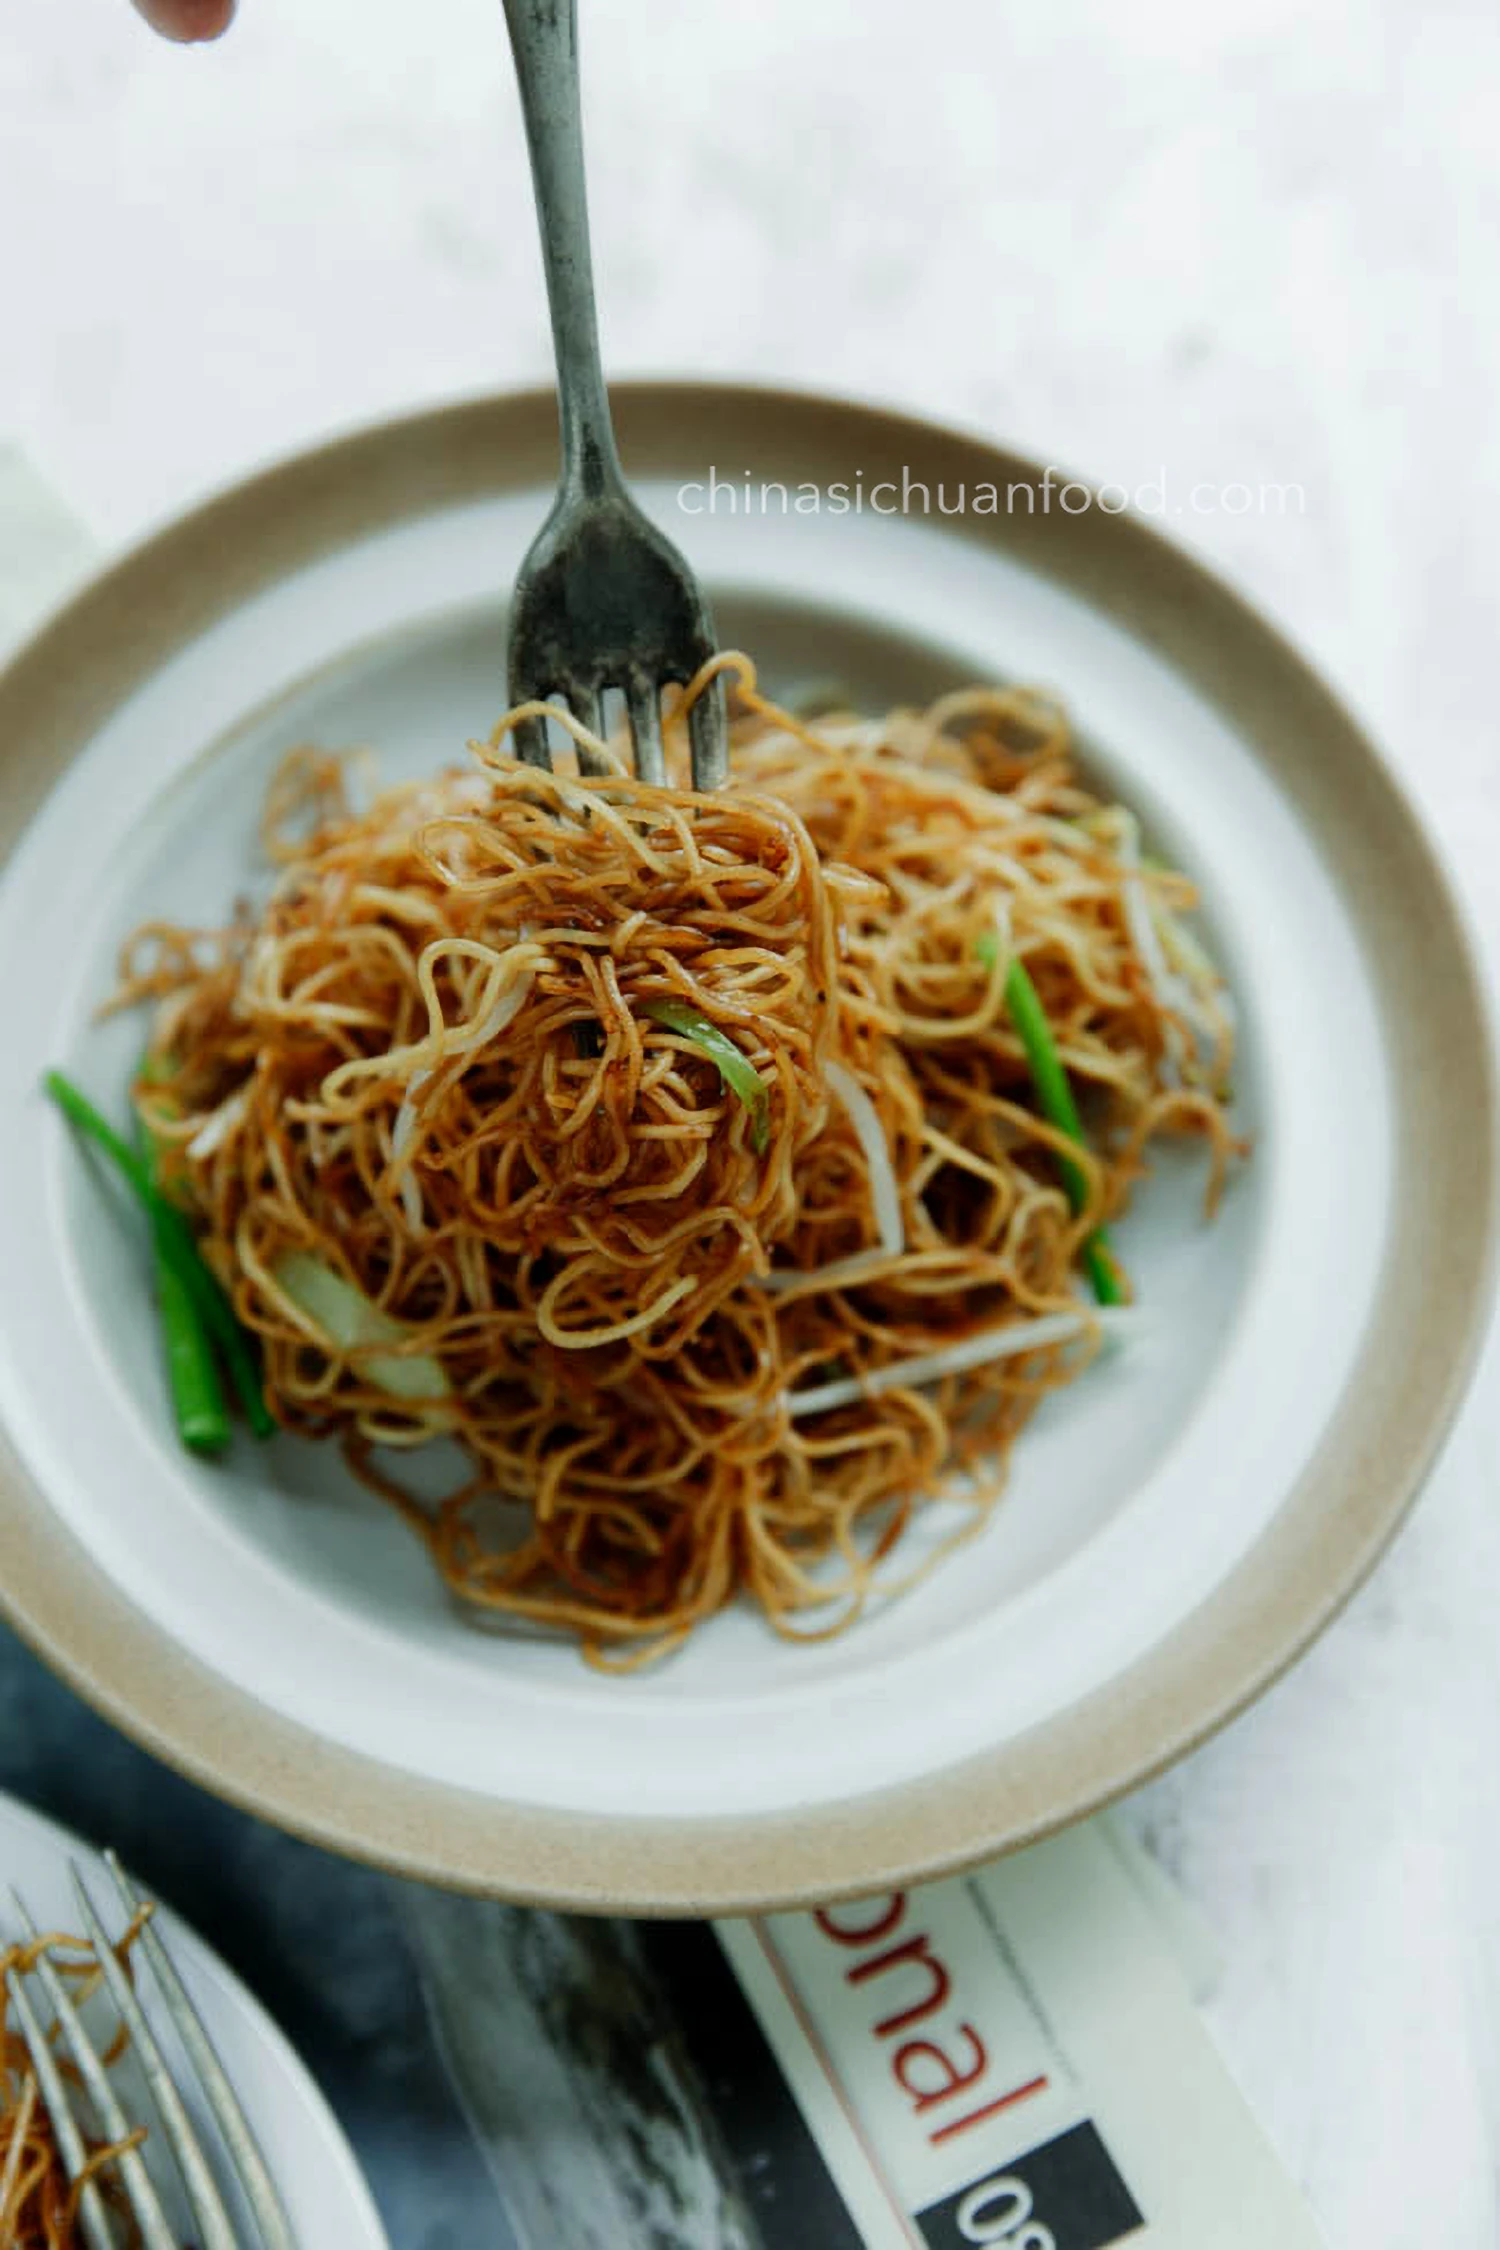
top-left (0, 1786), bottom-right (386, 2247)
top-left (0, 386), bottom-right (1490, 1911)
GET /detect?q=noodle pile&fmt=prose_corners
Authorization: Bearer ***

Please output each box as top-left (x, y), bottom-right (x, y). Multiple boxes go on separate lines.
top-left (1, 1920), bottom-right (149, 2249)
top-left (121, 656), bottom-right (1239, 1663)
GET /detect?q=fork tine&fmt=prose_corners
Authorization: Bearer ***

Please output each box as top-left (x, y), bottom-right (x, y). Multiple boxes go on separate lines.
top-left (513, 709), bottom-right (553, 771)
top-left (0, 2072), bottom-right (37, 2222)
top-left (9, 1891), bottom-right (175, 2250)
top-left (688, 672), bottom-right (729, 792)
top-left (104, 1854), bottom-right (296, 2250)
top-left (70, 1867), bottom-right (245, 2250)
top-left (565, 684), bottom-right (614, 778)
top-left (626, 677), bottom-right (667, 787)
top-left (3, 1961), bottom-right (117, 2250)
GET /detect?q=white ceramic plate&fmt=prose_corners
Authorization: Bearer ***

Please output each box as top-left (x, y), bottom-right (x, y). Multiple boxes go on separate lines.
top-left (0, 1786), bottom-right (386, 2245)
top-left (0, 388), bottom-right (1490, 1910)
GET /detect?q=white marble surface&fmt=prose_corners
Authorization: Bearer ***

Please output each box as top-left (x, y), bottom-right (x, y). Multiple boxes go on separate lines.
top-left (4, 3), bottom-right (1500, 2243)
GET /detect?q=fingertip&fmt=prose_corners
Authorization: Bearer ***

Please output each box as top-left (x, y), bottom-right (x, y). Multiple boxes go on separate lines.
top-left (136, 0), bottom-right (237, 43)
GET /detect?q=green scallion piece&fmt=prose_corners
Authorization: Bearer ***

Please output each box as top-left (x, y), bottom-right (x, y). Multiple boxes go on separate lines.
top-left (154, 1254), bottom-right (232, 1454)
top-left (132, 1090), bottom-right (230, 1453)
top-left (158, 1195), bottom-right (277, 1442)
top-left (977, 937), bottom-right (1125, 1305)
top-left (642, 1001), bottom-right (771, 1155)
top-left (42, 1069), bottom-right (277, 1440)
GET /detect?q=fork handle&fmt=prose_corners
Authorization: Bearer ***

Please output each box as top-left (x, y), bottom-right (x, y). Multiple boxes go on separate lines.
top-left (502, 0), bottom-right (623, 501)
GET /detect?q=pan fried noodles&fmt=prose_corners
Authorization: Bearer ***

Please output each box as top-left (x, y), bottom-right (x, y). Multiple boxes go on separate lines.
top-left (104, 655), bottom-right (1239, 1665)
top-left (1, 1914), bottom-right (150, 2249)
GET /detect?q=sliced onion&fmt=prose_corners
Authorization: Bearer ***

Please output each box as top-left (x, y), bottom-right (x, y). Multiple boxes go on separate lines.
top-left (390, 1068), bottom-right (433, 1171)
top-left (758, 1062), bottom-right (905, 1294)
top-left (758, 1249), bottom-right (893, 1298)
top-left (396, 1168), bottom-right (424, 1235)
top-left (453, 965), bottom-right (534, 1058)
top-left (825, 1061), bottom-right (903, 1257)
top-left (1109, 810), bottom-right (1183, 1060)
top-left (1107, 806), bottom-right (1222, 1084)
top-left (387, 963), bottom-right (536, 1214)
top-left (1153, 901), bottom-right (1240, 1038)
top-left (272, 1250), bottom-right (448, 1402)
top-left (783, 1307), bottom-right (1134, 1419)
top-left (185, 1085), bottom-right (249, 1163)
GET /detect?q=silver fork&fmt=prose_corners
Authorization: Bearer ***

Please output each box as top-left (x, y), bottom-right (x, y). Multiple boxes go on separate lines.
top-left (500, 0), bottom-right (728, 791)
top-left (4, 1854), bottom-right (293, 2250)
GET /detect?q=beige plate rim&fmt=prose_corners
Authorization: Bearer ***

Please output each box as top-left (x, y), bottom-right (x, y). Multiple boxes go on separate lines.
top-left (0, 383), bottom-right (1492, 1913)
